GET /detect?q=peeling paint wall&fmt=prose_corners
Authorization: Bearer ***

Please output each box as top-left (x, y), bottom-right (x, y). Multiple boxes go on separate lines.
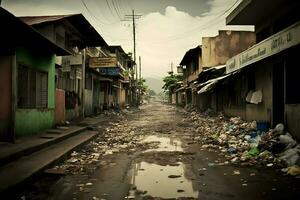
top-left (202, 30), bottom-right (256, 68)
top-left (84, 89), bottom-right (93, 116)
top-left (15, 109), bottom-right (54, 136)
top-left (15, 47), bottom-right (56, 136)
top-left (245, 63), bottom-right (273, 123)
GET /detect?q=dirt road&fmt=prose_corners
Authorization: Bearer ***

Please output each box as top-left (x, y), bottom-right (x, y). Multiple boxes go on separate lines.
top-left (15, 102), bottom-right (300, 200)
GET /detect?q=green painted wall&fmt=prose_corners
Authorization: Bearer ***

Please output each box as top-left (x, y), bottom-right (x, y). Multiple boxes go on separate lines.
top-left (15, 109), bottom-right (54, 136)
top-left (16, 47), bottom-right (55, 108)
top-left (15, 47), bottom-right (56, 136)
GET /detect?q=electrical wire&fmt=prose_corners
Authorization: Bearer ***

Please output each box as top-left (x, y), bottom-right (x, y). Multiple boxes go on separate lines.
top-left (141, 0), bottom-right (242, 44)
top-left (111, 0), bottom-right (122, 20)
top-left (80, 0), bottom-right (111, 25)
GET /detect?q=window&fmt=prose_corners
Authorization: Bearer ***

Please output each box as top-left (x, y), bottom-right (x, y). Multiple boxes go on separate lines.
top-left (18, 65), bottom-right (48, 108)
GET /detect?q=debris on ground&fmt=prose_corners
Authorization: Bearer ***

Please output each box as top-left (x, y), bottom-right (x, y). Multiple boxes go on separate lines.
top-left (181, 109), bottom-right (300, 176)
top-left (45, 111), bottom-right (145, 175)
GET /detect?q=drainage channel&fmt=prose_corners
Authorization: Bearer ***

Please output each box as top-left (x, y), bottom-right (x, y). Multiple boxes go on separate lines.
top-left (126, 135), bottom-right (198, 199)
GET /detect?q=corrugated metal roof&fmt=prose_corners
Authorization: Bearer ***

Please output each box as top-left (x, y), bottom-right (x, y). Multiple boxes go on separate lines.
top-left (20, 14), bottom-right (78, 25)
top-left (179, 45), bottom-right (202, 65)
top-left (197, 74), bottom-right (231, 94)
top-left (0, 7), bottom-right (70, 56)
top-left (19, 14), bottom-right (108, 47)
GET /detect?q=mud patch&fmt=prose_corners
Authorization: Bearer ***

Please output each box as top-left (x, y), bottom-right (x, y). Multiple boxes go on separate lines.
top-left (142, 135), bottom-right (183, 152)
top-left (129, 161), bottom-right (198, 199)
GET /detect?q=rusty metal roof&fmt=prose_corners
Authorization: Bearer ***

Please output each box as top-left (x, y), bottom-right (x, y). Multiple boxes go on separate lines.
top-left (0, 7), bottom-right (70, 56)
top-left (180, 45), bottom-right (202, 65)
top-left (19, 14), bottom-right (78, 25)
top-left (19, 14), bottom-right (108, 47)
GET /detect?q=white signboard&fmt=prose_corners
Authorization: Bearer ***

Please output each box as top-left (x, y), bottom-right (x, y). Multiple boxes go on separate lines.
top-left (226, 22), bottom-right (300, 74)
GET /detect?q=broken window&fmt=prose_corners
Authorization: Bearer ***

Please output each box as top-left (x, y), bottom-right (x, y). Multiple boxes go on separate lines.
top-left (17, 65), bottom-right (48, 108)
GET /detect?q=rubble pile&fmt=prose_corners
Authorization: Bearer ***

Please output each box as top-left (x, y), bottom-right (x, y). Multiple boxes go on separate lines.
top-left (183, 111), bottom-right (300, 176)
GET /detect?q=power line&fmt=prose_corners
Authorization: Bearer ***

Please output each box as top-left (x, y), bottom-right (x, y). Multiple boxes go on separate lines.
top-left (105, 0), bottom-right (119, 20)
top-left (141, 0), bottom-right (241, 44)
top-left (111, 0), bottom-right (122, 20)
top-left (80, 0), bottom-right (111, 25)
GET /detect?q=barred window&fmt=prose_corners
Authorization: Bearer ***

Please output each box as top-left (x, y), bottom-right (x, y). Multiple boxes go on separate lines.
top-left (18, 65), bottom-right (48, 109)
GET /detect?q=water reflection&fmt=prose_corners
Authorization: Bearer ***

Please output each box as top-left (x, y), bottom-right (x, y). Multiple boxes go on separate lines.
top-left (143, 135), bottom-right (183, 152)
top-left (131, 161), bottom-right (198, 198)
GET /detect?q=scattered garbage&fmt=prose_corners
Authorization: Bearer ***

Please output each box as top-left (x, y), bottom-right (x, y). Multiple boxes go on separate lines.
top-left (44, 110), bottom-right (144, 175)
top-left (182, 109), bottom-right (300, 176)
top-left (282, 165), bottom-right (300, 176)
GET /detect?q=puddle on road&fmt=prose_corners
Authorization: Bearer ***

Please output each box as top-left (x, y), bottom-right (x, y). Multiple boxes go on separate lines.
top-left (131, 161), bottom-right (198, 199)
top-left (142, 135), bottom-right (183, 152)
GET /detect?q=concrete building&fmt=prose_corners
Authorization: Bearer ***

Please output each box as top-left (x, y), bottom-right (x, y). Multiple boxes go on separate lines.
top-left (89, 45), bottom-right (134, 110)
top-left (0, 7), bottom-right (69, 142)
top-left (19, 14), bottom-right (108, 120)
top-left (223, 0), bottom-right (300, 139)
top-left (178, 30), bottom-right (256, 109)
top-left (179, 46), bottom-right (202, 107)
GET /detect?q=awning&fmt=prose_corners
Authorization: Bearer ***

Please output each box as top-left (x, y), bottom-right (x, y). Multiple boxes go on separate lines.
top-left (175, 86), bottom-right (185, 93)
top-left (197, 73), bottom-right (234, 94)
top-left (113, 84), bottom-right (120, 88)
top-left (98, 77), bottom-right (113, 82)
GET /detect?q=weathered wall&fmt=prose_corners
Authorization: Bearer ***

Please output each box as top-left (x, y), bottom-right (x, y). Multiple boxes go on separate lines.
top-left (84, 89), bottom-right (93, 116)
top-left (15, 47), bottom-right (56, 136)
top-left (66, 108), bottom-right (79, 121)
top-left (93, 81), bottom-right (100, 113)
top-left (15, 109), bottom-right (54, 136)
top-left (120, 88), bottom-right (126, 108)
top-left (285, 105), bottom-right (300, 141)
top-left (55, 89), bottom-right (65, 124)
top-left (245, 64), bottom-right (273, 122)
top-left (0, 56), bottom-right (12, 141)
top-left (16, 47), bottom-right (56, 108)
top-left (202, 30), bottom-right (256, 68)
top-left (221, 73), bottom-right (247, 119)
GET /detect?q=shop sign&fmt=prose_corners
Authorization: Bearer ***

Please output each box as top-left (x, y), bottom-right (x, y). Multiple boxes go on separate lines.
top-left (226, 22), bottom-right (300, 74)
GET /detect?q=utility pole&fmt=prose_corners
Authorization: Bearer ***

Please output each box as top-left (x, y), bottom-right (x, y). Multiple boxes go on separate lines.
top-left (123, 10), bottom-right (142, 79)
top-left (123, 10), bottom-right (142, 106)
top-left (139, 56), bottom-right (142, 81)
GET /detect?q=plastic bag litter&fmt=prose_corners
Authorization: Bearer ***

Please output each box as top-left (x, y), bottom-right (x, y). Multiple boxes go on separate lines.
top-left (274, 123), bottom-right (284, 135)
top-left (279, 133), bottom-right (297, 150)
top-left (248, 147), bottom-right (260, 157)
top-left (279, 145), bottom-right (300, 166)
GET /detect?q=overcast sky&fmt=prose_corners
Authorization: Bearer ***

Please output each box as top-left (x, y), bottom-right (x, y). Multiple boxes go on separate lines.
top-left (2, 0), bottom-right (253, 78)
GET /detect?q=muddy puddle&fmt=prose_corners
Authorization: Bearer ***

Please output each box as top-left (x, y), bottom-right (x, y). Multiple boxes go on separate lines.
top-left (142, 135), bottom-right (183, 152)
top-left (130, 161), bottom-right (198, 199)
top-left (127, 135), bottom-right (198, 199)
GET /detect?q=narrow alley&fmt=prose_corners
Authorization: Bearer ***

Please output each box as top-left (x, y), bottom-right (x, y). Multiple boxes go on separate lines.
top-left (12, 102), bottom-right (300, 200)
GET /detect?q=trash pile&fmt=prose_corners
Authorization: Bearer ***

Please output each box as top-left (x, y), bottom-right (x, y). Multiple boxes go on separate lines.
top-left (183, 111), bottom-right (300, 177)
top-left (45, 121), bottom-right (141, 175)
